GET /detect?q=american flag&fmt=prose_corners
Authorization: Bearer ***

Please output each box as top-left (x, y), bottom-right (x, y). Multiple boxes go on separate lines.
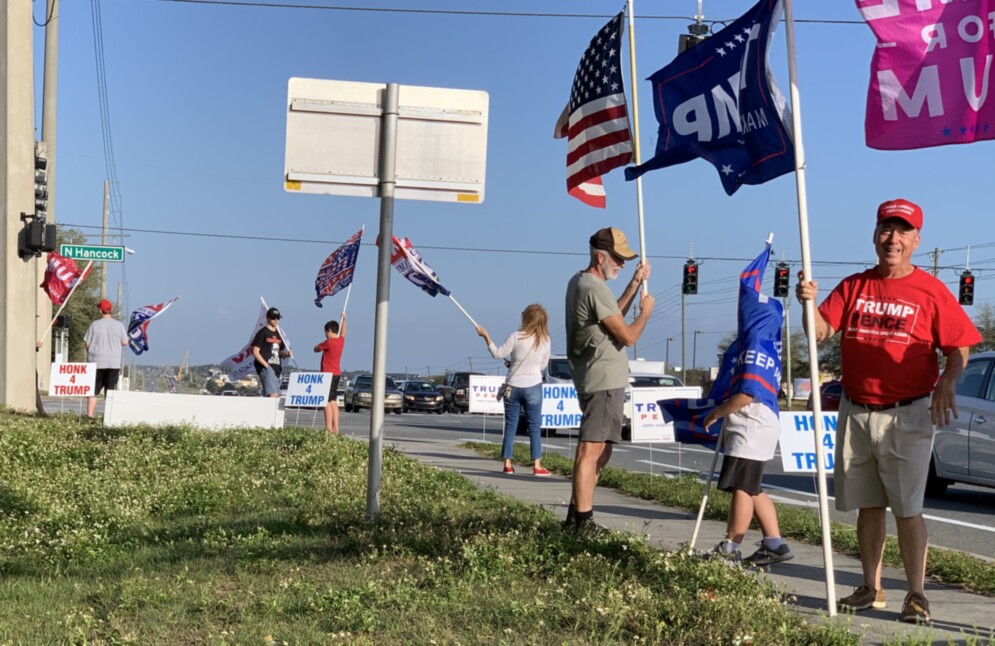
top-left (314, 228), bottom-right (364, 308)
top-left (554, 12), bottom-right (633, 208)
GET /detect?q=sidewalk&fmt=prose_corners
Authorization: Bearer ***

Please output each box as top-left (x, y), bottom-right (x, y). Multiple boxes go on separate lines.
top-left (387, 435), bottom-right (995, 646)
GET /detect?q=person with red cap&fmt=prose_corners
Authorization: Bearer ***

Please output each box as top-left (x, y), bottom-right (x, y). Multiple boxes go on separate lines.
top-left (83, 299), bottom-right (129, 418)
top-left (562, 227), bottom-right (654, 532)
top-left (796, 199), bottom-right (981, 625)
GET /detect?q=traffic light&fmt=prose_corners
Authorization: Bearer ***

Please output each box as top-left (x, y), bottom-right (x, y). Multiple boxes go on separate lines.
top-left (774, 262), bottom-right (790, 298)
top-left (682, 260), bottom-right (699, 295)
top-left (959, 270), bottom-right (975, 306)
top-left (34, 141), bottom-right (48, 218)
top-left (678, 22), bottom-right (709, 53)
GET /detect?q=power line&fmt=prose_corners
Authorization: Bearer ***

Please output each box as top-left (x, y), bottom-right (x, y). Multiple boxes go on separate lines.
top-left (155, 0), bottom-right (865, 25)
top-left (61, 222), bottom-right (937, 268)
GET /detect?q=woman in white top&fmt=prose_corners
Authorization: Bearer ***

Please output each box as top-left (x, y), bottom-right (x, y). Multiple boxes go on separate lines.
top-left (476, 303), bottom-right (552, 476)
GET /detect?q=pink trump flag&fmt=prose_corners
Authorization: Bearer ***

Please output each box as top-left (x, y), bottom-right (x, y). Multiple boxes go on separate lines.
top-left (858, 0), bottom-right (995, 150)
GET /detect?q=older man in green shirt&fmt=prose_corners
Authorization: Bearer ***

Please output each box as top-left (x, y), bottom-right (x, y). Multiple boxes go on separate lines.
top-left (563, 227), bottom-right (654, 531)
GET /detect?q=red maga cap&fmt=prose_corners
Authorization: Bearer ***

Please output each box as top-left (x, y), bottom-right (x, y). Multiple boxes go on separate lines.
top-left (876, 198), bottom-right (923, 230)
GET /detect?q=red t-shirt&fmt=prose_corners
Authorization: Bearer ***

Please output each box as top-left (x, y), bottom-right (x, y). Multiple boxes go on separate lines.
top-left (316, 337), bottom-right (345, 375)
top-left (818, 268), bottom-right (981, 405)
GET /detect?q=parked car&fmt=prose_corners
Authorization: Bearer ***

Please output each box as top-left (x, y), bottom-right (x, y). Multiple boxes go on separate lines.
top-left (927, 351), bottom-right (995, 496)
top-left (402, 380), bottom-right (446, 414)
top-left (336, 388), bottom-right (345, 408)
top-left (344, 374), bottom-right (403, 414)
top-left (806, 380), bottom-right (843, 412)
top-left (446, 371), bottom-right (483, 413)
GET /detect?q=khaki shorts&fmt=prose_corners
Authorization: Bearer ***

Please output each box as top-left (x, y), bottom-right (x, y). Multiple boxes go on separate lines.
top-left (578, 388), bottom-right (625, 443)
top-left (834, 395), bottom-right (933, 517)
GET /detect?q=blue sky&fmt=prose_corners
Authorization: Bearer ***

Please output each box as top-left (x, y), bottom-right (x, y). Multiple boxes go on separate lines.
top-left (35, 0), bottom-right (993, 377)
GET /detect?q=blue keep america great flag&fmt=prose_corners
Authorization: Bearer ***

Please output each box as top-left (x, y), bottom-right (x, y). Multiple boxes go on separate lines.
top-left (660, 243), bottom-right (783, 447)
top-left (625, 0), bottom-right (794, 195)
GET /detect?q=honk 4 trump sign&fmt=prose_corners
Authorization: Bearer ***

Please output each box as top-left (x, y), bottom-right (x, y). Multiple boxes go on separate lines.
top-left (858, 0), bottom-right (995, 150)
top-left (49, 362), bottom-right (96, 397)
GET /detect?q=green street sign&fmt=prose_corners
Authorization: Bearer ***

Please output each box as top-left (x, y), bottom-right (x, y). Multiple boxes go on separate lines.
top-left (59, 244), bottom-right (125, 263)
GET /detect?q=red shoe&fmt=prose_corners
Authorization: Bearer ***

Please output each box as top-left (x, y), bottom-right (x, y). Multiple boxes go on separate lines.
top-left (533, 467), bottom-right (552, 477)
top-left (503, 465), bottom-right (515, 474)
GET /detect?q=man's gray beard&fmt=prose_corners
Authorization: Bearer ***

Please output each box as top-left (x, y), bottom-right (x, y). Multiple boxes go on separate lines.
top-left (599, 257), bottom-right (620, 281)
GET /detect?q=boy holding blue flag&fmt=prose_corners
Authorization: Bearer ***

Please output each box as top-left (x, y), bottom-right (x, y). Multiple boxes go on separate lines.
top-left (662, 241), bottom-right (793, 565)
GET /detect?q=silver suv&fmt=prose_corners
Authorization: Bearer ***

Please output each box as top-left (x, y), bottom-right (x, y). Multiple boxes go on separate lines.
top-left (928, 351), bottom-right (995, 495)
top-left (344, 374), bottom-right (403, 414)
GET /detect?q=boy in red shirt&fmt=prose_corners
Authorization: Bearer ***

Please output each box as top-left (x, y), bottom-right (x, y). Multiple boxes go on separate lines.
top-left (313, 313), bottom-right (346, 434)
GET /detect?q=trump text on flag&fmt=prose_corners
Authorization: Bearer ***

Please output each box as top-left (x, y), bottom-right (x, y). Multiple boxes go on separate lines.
top-left (857, 0), bottom-right (995, 149)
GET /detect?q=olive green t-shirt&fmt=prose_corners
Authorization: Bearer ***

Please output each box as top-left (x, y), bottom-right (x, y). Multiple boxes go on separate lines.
top-left (564, 271), bottom-right (628, 395)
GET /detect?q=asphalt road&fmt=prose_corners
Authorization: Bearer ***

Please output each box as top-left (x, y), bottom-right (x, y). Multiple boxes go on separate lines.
top-left (42, 397), bottom-right (995, 561)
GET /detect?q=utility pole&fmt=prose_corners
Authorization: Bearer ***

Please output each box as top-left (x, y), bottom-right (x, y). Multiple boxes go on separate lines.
top-left (680, 292), bottom-right (686, 384)
top-left (929, 247), bottom-right (941, 277)
top-left (100, 180), bottom-right (109, 300)
top-left (783, 295), bottom-right (793, 409)
top-left (35, 0), bottom-right (58, 391)
top-left (2, 0), bottom-right (41, 410)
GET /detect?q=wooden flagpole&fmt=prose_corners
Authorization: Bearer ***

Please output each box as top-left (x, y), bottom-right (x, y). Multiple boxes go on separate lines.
top-left (783, 0), bottom-right (837, 615)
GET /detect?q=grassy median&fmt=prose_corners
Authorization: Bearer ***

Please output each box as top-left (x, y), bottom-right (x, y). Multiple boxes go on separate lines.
top-left (0, 411), bottom-right (863, 644)
top-left (466, 442), bottom-right (995, 598)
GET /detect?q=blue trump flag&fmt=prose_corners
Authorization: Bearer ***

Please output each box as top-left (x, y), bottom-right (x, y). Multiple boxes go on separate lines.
top-left (661, 243), bottom-right (783, 447)
top-left (624, 0), bottom-right (794, 195)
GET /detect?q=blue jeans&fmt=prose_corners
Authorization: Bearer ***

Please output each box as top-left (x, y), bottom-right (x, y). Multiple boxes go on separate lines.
top-left (502, 383), bottom-right (543, 461)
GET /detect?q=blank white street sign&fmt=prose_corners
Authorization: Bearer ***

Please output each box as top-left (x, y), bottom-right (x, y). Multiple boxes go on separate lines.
top-left (284, 78), bottom-right (488, 203)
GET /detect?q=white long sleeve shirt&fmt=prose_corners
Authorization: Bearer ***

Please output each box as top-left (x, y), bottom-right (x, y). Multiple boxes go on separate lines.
top-left (488, 332), bottom-right (551, 388)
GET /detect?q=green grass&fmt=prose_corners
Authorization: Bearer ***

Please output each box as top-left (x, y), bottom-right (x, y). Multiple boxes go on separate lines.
top-left (0, 411), bottom-right (860, 645)
top-left (466, 442), bottom-right (995, 597)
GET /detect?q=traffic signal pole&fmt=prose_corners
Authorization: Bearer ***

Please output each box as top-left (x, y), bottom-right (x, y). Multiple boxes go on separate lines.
top-left (1, 0), bottom-right (42, 411)
top-left (36, 0), bottom-right (58, 393)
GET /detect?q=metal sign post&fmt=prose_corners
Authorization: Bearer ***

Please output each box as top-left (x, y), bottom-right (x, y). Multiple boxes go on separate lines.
top-left (284, 78), bottom-right (488, 519)
top-left (366, 83), bottom-right (398, 518)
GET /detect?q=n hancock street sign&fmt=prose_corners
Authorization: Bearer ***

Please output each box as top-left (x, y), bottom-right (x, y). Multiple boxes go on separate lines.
top-left (284, 78), bottom-right (488, 204)
top-left (59, 244), bottom-right (125, 263)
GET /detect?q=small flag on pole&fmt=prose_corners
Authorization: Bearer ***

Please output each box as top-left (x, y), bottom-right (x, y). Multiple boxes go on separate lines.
top-left (127, 296), bottom-right (180, 356)
top-left (314, 228), bottom-right (364, 308)
top-left (554, 12), bottom-right (633, 208)
top-left (380, 235), bottom-right (451, 297)
top-left (40, 251), bottom-right (92, 306)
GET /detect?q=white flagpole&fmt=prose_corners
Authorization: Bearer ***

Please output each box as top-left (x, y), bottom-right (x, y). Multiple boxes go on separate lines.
top-left (625, 0), bottom-right (649, 293)
top-left (341, 283), bottom-right (354, 315)
top-left (37, 261), bottom-right (94, 345)
top-left (341, 224), bottom-right (363, 315)
top-left (689, 427), bottom-right (724, 554)
top-left (783, 0), bottom-right (836, 615)
top-left (448, 294), bottom-right (479, 329)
